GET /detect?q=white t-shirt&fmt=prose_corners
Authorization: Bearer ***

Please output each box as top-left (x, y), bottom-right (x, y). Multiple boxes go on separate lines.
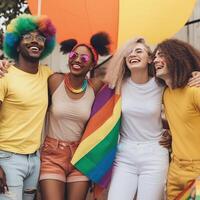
top-left (120, 77), bottom-right (164, 142)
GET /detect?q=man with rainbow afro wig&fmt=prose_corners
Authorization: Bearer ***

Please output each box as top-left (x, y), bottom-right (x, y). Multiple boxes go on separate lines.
top-left (3, 14), bottom-right (56, 60)
top-left (0, 14), bottom-right (56, 200)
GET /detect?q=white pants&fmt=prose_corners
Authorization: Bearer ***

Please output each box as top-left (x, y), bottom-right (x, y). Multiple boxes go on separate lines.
top-left (108, 140), bottom-right (169, 200)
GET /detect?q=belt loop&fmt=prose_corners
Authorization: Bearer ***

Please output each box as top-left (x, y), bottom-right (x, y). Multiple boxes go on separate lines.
top-left (69, 144), bottom-right (74, 156)
top-left (172, 154), bottom-right (179, 166)
top-left (171, 155), bottom-right (174, 162)
top-left (69, 142), bottom-right (79, 156)
top-left (56, 139), bottom-right (59, 149)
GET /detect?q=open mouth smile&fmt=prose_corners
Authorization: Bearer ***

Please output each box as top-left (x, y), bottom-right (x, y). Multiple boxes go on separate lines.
top-left (128, 57), bottom-right (140, 64)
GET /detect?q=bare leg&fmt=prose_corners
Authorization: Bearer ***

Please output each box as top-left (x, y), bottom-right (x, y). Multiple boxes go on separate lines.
top-left (66, 181), bottom-right (90, 200)
top-left (40, 180), bottom-right (65, 200)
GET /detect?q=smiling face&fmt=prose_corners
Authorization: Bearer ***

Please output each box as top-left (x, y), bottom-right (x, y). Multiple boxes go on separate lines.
top-left (68, 45), bottom-right (94, 76)
top-left (18, 31), bottom-right (46, 61)
top-left (153, 49), bottom-right (169, 80)
top-left (125, 43), bottom-right (151, 72)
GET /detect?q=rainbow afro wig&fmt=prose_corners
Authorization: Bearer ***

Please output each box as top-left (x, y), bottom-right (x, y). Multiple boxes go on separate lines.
top-left (3, 14), bottom-right (56, 60)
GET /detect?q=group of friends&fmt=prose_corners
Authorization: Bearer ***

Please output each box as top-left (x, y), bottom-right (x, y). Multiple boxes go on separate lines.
top-left (0, 14), bottom-right (200, 200)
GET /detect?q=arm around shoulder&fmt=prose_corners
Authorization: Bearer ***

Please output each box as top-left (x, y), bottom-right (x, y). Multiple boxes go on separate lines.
top-left (89, 78), bottom-right (104, 94)
top-left (48, 73), bottom-right (65, 96)
top-left (0, 76), bottom-right (8, 106)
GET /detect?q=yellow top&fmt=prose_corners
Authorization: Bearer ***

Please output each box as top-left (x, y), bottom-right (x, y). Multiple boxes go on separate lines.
top-left (164, 86), bottom-right (200, 160)
top-left (0, 65), bottom-right (53, 154)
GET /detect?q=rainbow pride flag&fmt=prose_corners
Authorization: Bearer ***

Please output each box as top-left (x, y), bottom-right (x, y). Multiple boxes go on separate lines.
top-left (71, 84), bottom-right (121, 188)
top-left (196, 180), bottom-right (200, 200)
top-left (175, 179), bottom-right (200, 200)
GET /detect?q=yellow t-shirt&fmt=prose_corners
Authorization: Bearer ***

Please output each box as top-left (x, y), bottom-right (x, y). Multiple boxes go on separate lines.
top-left (164, 86), bottom-right (200, 160)
top-left (0, 65), bottom-right (53, 154)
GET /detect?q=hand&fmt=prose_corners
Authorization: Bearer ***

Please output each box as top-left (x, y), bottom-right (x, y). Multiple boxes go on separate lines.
top-left (0, 60), bottom-right (10, 78)
top-left (188, 71), bottom-right (200, 87)
top-left (0, 166), bottom-right (8, 193)
top-left (159, 130), bottom-right (172, 149)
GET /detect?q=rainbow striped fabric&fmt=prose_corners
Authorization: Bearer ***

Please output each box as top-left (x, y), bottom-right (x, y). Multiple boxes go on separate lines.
top-left (175, 179), bottom-right (200, 200)
top-left (196, 180), bottom-right (200, 200)
top-left (71, 84), bottom-right (121, 188)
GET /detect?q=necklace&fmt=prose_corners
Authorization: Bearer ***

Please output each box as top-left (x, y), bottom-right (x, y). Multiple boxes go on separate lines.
top-left (64, 74), bottom-right (88, 94)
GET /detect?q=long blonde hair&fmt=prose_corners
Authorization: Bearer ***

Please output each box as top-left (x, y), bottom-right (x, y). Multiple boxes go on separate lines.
top-left (104, 38), bottom-right (152, 93)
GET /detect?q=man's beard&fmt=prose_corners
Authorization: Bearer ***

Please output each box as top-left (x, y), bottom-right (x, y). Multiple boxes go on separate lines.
top-left (20, 49), bottom-right (41, 63)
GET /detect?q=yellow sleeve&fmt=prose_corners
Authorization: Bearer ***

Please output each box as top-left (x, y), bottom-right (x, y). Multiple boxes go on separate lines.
top-left (47, 66), bottom-right (54, 76)
top-left (40, 65), bottom-right (53, 78)
top-left (193, 87), bottom-right (200, 111)
top-left (0, 77), bottom-right (8, 102)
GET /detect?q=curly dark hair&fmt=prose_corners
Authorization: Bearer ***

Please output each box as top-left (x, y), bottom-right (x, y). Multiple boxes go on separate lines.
top-left (154, 39), bottom-right (200, 88)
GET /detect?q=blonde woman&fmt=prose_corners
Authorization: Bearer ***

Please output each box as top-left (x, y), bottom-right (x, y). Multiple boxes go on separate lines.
top-left (105, 38), bottom-right (169, 200)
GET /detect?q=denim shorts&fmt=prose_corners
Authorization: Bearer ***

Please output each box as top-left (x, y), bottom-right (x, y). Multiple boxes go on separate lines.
top-left (0, 150), bottom-right (40, 200)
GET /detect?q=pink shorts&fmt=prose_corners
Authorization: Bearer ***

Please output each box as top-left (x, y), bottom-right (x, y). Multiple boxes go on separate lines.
top-left (40, 136), bottom-right (89, 183)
